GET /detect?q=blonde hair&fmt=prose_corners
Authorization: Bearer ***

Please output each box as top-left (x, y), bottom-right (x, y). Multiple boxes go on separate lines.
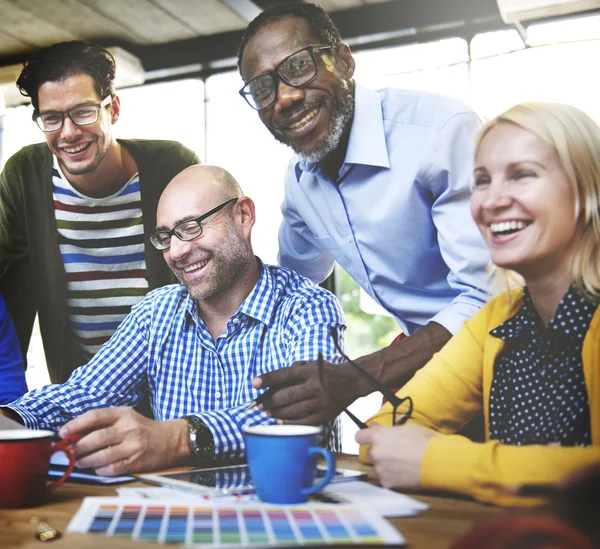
top-left (475, 102), bottom-right (600, 302)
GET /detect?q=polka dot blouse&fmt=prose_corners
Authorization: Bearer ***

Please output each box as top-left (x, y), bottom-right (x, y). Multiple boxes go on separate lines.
top-left (488, 286), bottom-right (595, 446)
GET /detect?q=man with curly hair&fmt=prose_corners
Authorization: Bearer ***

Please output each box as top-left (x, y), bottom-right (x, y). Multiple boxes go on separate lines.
top-left (0, 41), bottom-right (199, 383)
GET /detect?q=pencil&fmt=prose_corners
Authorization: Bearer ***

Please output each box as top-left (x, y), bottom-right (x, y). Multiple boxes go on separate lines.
top-left (246, 389), bottom-right (276, 410)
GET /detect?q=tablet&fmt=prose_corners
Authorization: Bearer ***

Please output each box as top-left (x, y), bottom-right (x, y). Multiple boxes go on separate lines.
top-left (140, 464), bottom-right (367, 495)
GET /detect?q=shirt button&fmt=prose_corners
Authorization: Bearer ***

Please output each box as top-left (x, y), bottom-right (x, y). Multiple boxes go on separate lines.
top-left (215, 392), bottom-right (221, 399)
top-left (364, 282), bottom-right (369, 290)
top-left (232, 318), bottom-right (240, 324)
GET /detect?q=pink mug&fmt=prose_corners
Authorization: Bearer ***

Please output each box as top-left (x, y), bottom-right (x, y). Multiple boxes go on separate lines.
top-left (0, 429), bottom-right (76, 508)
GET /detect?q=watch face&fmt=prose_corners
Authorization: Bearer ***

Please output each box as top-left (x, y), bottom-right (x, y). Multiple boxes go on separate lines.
top-left (185, 416), bottom-right (215, 456)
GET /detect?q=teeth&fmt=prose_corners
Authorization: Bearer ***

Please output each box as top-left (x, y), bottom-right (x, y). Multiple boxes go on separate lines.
top-left (64, 142), bottom-right (90, 153)
top-left (289, 109), bottom-right (318, 130)
top-left (183, 259), bottom-right (208, 273)
top-left (490, 220), bottom-right (529, 234)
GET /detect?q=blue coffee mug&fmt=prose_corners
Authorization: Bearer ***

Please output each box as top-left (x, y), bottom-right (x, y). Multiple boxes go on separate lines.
top-left (243, 425), bottom-right (335, 504)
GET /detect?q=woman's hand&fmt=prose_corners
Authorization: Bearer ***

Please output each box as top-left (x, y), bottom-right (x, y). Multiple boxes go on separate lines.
top-left (355, 423), bottom-right (435, 490)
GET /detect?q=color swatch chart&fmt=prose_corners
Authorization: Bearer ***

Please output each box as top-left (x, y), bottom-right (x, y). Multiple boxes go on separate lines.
top-left (67, 498), bottom-right (405, 546)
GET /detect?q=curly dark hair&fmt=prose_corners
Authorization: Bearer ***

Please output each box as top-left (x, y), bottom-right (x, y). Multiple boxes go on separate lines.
top-left (237, 0), bottom-right (342, 78)
top-left (16, 41), bottom-right (116, 113)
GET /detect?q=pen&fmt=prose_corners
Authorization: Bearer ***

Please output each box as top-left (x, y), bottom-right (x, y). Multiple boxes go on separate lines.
top-left (246, 389), bottom-right (276, 410)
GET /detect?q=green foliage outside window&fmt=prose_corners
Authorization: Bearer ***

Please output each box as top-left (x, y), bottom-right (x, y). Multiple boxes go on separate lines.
top-left (336, 268), bottom-right (399, 358)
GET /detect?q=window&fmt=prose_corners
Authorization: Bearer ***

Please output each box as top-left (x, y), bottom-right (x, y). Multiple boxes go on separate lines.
top-left (205, 71), bottom-right (292, 264)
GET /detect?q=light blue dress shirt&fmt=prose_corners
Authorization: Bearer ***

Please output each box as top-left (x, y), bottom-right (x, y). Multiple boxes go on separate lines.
top-left (6, 263), bottom-right (345, 458)
top-left (278, 84), bottom-right (490, 336)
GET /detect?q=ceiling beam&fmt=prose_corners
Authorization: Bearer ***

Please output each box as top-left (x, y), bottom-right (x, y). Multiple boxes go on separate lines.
top-left (1, 0), bottom-right (599, 80)
top-left (20, 0), bottom-right (600, 83)
top-left (140, 18), bottom-right (513, 85)
top-left (128, 0), bottom-right (504, 73)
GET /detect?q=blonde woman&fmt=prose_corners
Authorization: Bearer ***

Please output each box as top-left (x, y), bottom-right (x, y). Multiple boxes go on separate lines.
top-left (357, 102), bottom-right (600, 506)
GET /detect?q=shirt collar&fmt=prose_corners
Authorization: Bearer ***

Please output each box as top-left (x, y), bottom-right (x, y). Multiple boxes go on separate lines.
top-left (548, 285), bottom-right (597, 345)
top-left (293, 82), bottom-right (390, 181)
top-left (236, 259), bottom-right (279, 327)
top-left (183, 259), bottom-right (278, 329)
top-left (490, 285), bottom-right (597, 344)
top-left (490, 287), bottom-right (537, 341)
top-left (183, 289), bottom-right (199, 330)
top-left (343, 83), bottom-right (390, 168)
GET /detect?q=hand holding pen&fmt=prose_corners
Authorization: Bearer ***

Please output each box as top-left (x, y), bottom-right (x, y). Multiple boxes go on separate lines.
top-left (247, 352), bottom-right (348, 424)
top-left (246, 389), bottom-right (275, 410)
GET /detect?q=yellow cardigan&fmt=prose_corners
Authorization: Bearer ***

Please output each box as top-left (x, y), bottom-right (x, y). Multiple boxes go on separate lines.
top-left (360, 288), bottom-right (600, 506)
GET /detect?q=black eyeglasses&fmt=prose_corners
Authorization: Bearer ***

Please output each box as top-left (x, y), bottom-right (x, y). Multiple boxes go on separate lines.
top-left (239, 44), bottom-right (332, 111)
top-left (149, 198), bottom-right (238, 250)
top-left (33, 95), bottom-right (112, 132)
top-left (322, 327), bottom-right (413, 430)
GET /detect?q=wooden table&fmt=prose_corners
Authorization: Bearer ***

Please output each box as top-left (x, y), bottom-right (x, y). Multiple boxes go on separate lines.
top-left (0, 455), bottom-right (505, 549)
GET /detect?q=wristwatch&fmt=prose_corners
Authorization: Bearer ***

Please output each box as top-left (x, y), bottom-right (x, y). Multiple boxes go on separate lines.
top-left (182, 415), bottom-right (215, 458)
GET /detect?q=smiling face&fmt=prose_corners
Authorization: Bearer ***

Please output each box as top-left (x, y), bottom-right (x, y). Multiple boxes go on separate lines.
top-left (241, 16), bottom-right (355, 162)
top-left (37, 73), bottom-right (118, 177)
top-left (157, 176), bottom-right (253, 304)
top-left (471, 122), bottom-right (583, 283)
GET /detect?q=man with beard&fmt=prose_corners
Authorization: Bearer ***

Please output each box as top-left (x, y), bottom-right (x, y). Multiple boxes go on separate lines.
top-left (0, 41), bottom-right (199, 385)
top-left (238, 1), bottom-right (489, 426)
top-left (0, 165), bottom-right (345, 474)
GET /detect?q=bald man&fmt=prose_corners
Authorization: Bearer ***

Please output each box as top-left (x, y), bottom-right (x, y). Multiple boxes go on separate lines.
top-left (1, 165), bottom-right (345, 475)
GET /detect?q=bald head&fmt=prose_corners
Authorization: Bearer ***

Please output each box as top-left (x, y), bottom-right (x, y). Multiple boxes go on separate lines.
top-left (155, 164), bottom-right (258, 305)
top-left (164, 164), bottom-right (243, 205)
top-left (156, 164), bottom-right (245, 233)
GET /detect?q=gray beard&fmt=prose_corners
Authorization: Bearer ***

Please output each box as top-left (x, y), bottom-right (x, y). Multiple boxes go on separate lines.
top-left (273, 90), bottom-right (355, 164)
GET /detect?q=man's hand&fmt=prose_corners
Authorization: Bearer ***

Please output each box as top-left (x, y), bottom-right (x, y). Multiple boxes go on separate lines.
top-left (355, 423), bottom-right (435, 490)
top-left (252, 322), bottom-right (451, 426)
top-left (252, 360), bottom-right (363, 426)
top-left (58, 407), bottom-right (191, 476)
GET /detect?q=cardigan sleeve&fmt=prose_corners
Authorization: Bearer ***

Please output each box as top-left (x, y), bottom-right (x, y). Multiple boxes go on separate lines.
top-left (421, 434), bottom-right (600, 506)
top-left (0, 149), bottom-right (30, 275)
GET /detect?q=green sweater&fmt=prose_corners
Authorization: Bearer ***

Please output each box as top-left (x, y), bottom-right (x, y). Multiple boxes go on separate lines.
top-left (0, 139), bottom-right (199, 383)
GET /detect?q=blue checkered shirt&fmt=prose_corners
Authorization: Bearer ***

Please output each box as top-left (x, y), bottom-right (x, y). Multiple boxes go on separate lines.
top-left (7, 262), bottom-right (346, 458)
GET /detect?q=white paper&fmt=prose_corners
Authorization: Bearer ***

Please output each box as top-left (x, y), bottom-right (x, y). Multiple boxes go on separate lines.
top-left (319, 480), bottom-right (428, 517)
top-left (117, 480), bottom-right (428, 518)
top-left (118, 486), bottom-right (203, 499)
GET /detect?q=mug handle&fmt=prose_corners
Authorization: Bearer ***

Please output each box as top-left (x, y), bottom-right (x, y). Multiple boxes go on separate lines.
top-left (46, 438), bottom-right (76, 493)
top-left (301, 447), bottom-right (336, 497)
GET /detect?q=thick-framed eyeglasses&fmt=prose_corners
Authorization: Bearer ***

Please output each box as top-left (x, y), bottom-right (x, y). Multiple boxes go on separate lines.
top-left (33, 95), bottom-right (112, 132)
top-left (149, 198), bottom-right (238, 250)
top-left (239, 44), bottom-right (332, 111)
top-left (324, 327), bottom-right (413, 429)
